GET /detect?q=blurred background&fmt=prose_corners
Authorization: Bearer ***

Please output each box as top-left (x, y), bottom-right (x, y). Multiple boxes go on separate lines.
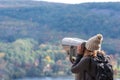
top-left (0, 0), bottom-right (120, 80)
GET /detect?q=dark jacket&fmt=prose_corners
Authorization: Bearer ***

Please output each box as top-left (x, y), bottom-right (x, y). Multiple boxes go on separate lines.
top-left (72, 55), bottom-right (83, 80)
top-left (71, 56), bottom-right (97, 80)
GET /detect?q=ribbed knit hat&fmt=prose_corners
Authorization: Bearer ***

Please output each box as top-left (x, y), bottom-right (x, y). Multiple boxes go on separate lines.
top-left (85, 34), bottom-right (103, 51)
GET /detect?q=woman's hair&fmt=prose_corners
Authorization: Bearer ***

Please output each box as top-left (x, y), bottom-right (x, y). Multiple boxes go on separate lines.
top-left (84, 50), bottom-right (105, 57)
top-left (81, 42), bottom-right (86, 54)
top-left (83, 42), bottom-right (105, 57)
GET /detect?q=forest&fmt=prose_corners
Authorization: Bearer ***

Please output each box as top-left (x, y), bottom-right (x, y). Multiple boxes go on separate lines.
top-left (0, 1), bottom-right (120, 79)
top-left (0, 39), bottom-right (72, 79)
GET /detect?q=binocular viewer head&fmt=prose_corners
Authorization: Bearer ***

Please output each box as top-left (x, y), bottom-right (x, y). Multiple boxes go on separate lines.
top-left (62, 37), bottom-right (86, 63)
top-left (62, 37), bottom-right (86, 53)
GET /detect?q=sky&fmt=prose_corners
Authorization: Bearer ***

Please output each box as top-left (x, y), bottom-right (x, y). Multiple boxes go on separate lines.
top-left (34, 0), bottom-right (120, 4)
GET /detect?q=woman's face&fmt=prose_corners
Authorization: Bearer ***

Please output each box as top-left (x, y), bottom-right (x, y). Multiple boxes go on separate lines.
top-left (77, 44), bottom-right (84, 55)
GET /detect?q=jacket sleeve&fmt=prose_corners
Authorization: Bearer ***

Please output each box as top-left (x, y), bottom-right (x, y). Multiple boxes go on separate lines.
top-left (72, 54), bottom-right (83, 66)
top-left (71, 57), bottom-right (90, 73)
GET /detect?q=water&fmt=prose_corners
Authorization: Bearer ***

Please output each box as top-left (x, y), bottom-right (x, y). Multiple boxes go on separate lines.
top-left (15, 77), bottom-right (120, 80)
top-left (15, 77), bottom-right (74, 80)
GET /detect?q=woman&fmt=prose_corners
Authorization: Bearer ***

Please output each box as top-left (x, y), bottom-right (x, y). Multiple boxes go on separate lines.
top-left (73, 42), bottom-right (86, 80)
top-left (71, 34), bottom-right (112, 80)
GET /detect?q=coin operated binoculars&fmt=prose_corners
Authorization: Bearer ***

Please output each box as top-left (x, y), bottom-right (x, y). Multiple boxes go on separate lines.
top-left (62, 37), bottom-right (86, 63)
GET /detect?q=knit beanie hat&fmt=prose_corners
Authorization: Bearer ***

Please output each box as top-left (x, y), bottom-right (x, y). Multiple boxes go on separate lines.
top-left (85, 34), bottom-right (103, 51)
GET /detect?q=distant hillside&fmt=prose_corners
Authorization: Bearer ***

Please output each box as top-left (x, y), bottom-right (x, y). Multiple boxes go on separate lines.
top-left (0, 1), bottom-right (64, 8)
top-left (0, 1), bottom-right (120, 53)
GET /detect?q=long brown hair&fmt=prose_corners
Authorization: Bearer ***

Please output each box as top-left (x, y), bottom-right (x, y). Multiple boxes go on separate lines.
top-left (83, 43), bottom-right (105, 57)
top-left (80, 42), bottom-right (86, 54)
